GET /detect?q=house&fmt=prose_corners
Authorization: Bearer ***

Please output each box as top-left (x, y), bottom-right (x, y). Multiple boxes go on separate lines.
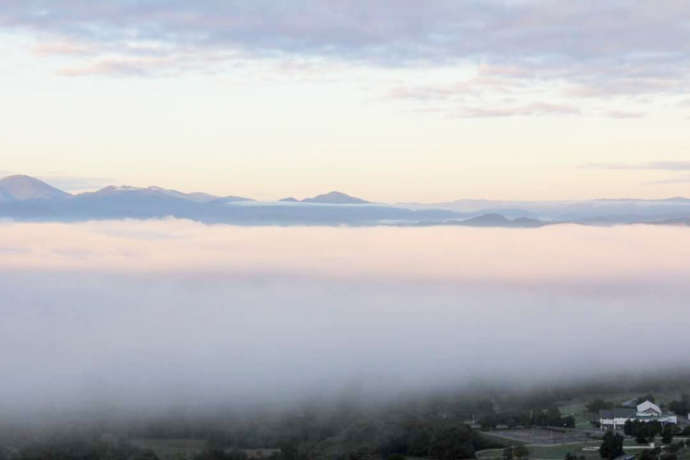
top-left (599, 408), bottom-right (636, 431)
top-left (636, 401), bottom-right (662, 417)
top-left (599, 401), bottom-right (677, 431)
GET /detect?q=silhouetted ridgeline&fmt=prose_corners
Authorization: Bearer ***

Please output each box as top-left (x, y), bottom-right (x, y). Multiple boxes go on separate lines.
top-left (0, 175), bottom-right (460, 225)
top-left (2, 175), bottom-right (690, 225)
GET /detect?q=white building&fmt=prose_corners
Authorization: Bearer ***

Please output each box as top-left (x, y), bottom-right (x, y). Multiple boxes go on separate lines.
top-left (599, 401), bottom-right (677, 431)
top-left (636, 401), bottom-right (662, 417)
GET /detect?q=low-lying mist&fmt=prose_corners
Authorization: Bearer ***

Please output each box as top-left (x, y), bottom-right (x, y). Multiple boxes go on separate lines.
top-left (1, 220), bottom-right (689, 419)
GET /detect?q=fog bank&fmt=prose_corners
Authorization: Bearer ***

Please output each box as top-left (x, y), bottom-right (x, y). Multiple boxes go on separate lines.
top-left (1, 220), bottom-right (689, 414)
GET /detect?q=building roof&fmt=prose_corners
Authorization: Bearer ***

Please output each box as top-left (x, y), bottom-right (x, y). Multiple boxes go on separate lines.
top-left (637, 401), bottom-right (661, 415)
top-left (600, 408), bottom-right (636, 419)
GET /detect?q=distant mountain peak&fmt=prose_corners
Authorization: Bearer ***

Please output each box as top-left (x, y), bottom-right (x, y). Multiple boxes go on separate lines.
top-left (462, 213), bottom-right (510, 224)
top-left (458, 213), bottom-right (546, 228)
top-left (99, 185), bottom-right (138, 193)
top-left (302, 191), bottom-right (369, 204)
top-left (0, 175), bottom-right (70, 201)
top-left (82, 185), bottom-right (223, 203)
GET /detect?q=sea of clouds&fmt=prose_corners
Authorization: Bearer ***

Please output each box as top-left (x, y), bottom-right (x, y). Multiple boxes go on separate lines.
top-left (1, 219), bottom-right (689, 415)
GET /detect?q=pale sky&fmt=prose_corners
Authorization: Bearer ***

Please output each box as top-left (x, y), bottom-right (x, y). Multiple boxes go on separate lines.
top-left (1, 1), bottom-right (690, 201)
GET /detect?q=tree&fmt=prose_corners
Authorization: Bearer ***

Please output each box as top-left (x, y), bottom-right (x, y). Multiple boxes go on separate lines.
top-left (600, 431), bottom-right (624, 459)
top-left (625, 420), bottom-right (634, 436)
top-left (638, 449), bottom-right (657, 460)
top-left (637, 394), bottom-right (656, 404)
top-left (480, 414), bottom-right (498, 430)
top-left (132, 451), bottom-right (161, 460)
top-left (668, 395), bottom-right (689, 416)
top-left (563, 416), bottom-right (576, 428)
top-left (545, 407), bottom-right (563, 427)
top-left (194, 449), bottom-right (248, 460)
top-left (648, 421), bottom-right (662, 439)
top-left (280, 441), bottom-right (301, 460)
top-left (513, 445), bottom-right (529, 460)
top-left (587, 400), bottom-right (615, 414)
top-left (427, 424), bottom-right (475, 460)
top-left (386, 455), bottom-right (406, 460)
top-left (662, 425), bottom-right (675, 445)
top-left (666, 442), bottom-right (682, 453)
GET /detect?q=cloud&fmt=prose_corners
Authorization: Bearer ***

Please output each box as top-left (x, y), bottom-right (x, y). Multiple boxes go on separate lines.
top-left (4, 1), bottom-right (688, 62)
top-left (645, 175), bottom-right (690, 185)
top-left (453, 102), bottom-right (581, 118)
top-left (33, 40), bottom-right (92, 56)
top-left (2, 220), bottom-right (690, 415)
top-left (57, 57), bottom-right (172, 77)
top-left (387, 66), bottom-right (585, 118)
top-left (583, 161), bottom-right (690, 171)
top-left (603, 110), bottom-right (646, 119)
top-left (1, 0), bottom-right (689, 99)
top-left (388, 73), bottom-right (518, 102)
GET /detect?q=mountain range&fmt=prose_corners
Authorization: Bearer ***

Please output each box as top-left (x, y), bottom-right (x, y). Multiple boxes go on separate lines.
top-left (0, 175), bottom-right (456, 225)
top-left (1, 175), bottom-right (689, 226)
top-left (400, 197), bottom-right (690, 224)
top-left (0, 175), bottom-right (70, 201)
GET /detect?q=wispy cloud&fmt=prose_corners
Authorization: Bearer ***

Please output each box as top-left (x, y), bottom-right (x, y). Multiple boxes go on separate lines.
top-left (387, 65), bottom-right (585, 118)
top-left (2, 1), bottom-right (690, 121)
top-left (1, 0), bottom-right (689, 97)
top-left (32, 40), bottom-right (92, 56)
top-left (645, 175), bottom-right (690, 185)
top-left (583, 161), bottom-right (690, 171)
top-left (453, 102), bottom-right (581, 118)
top-left (603, 110), bottom-right (646, 119)
top-left (57, 57), bottom-right (172, 77)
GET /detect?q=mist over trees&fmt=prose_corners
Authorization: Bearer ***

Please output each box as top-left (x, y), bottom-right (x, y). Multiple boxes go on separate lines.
top-left (2, 372), bottom-right (690, 460)
top-left (668, 395), bottom-right (689, 416)
top-left (1, 223), bottom-right (690, 459)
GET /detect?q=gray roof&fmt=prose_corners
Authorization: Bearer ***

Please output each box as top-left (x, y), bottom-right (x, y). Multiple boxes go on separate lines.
top-left (600, 408), bottom-right (636, 418)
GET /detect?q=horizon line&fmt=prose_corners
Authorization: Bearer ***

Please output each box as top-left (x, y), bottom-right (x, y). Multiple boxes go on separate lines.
top-left (2, 173), bottom-right (689, 204)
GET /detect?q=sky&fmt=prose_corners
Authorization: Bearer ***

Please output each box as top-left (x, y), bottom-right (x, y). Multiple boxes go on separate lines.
top-left (1, 1), bottom-right (690, 201)
top-left (2, 221), bottom-right (690, 413)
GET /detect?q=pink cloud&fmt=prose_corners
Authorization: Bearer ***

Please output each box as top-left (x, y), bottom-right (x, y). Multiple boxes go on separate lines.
top-left (33, 41), bottom-right (92, 56)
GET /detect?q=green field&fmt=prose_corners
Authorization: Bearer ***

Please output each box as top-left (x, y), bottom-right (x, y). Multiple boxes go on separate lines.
top-left (477, 442), bottom-right (602, 460)
top-left (530, 442), bottom-right (605, 460)
top-left (478, 440), bottom-right (690, 460)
